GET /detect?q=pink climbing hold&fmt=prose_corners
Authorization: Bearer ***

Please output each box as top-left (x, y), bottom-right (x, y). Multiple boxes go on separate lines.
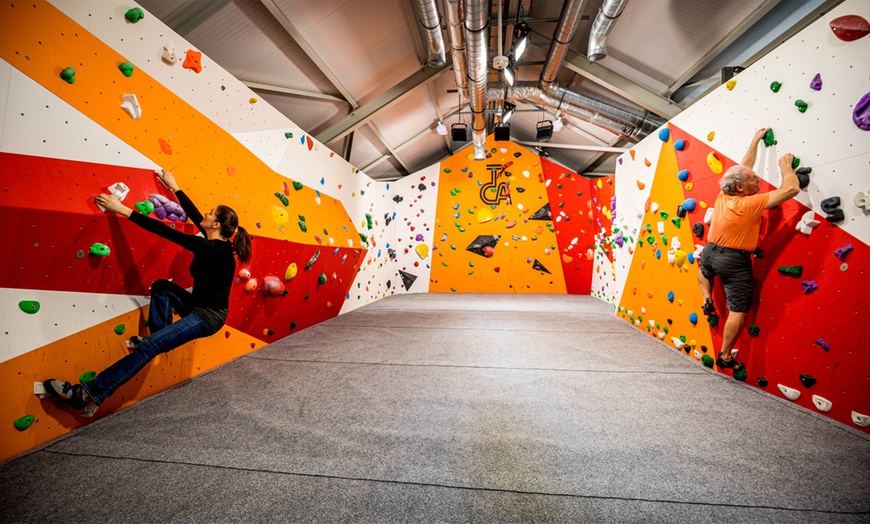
top-left (829, 14), bottom-right (870, 41)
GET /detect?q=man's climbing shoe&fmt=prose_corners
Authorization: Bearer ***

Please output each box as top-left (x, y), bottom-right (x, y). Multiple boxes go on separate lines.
top-left (715, 355), bottom-right (745, 375)
top-left (702, 298), bottom-right (716, 316)
top-left (43, 380), bottom-right (92, 410)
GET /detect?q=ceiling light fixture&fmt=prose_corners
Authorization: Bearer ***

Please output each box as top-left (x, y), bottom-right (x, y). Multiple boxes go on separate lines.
top-left (512, 22), bottom-right (531, 61)
top-left (504, 63), bottom-right (516, 86)
top-left (536, 120), bottom-right (554, 141)
top-left (552, 116), bottom-right (563, 133)
top-left (494, 122), bottom-right (511, 141)
top-left (436, 121), bottom-right (447, 135)
top-left (451, 122), bottom-right (468, 142)
top-left (502, 101), bottom-right (516, 123)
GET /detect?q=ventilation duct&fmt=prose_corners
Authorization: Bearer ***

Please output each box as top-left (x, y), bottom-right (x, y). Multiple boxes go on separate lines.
top-left (414, 0), bottom-right (447, 67)
top-left (443, 0), bottom-right (468, 98)
top-left (463, 0), bottom-right (488, 159)
top-left (587, 0), bottom-right (630, 62)
top-left (540, 0), bottom-right (588, 92)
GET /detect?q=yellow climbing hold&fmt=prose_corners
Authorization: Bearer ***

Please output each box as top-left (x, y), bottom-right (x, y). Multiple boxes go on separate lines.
top-left (597, 179), bottom-right (603, 189)
top-left (477, 208), bottom-right (494, 223)
top-left (285, 262), bottom-right (298, 280)
top-left (707, 131), bottom-right (715, 141)
top-left (674, 250), bottom-right (687, 268)
top-left (415, 244), bottom-right (429, 260)
top-left (700, 201), bottom-right (708, 209)
top-left (272, 206), bottom-right (289, 227)
top-left (685, 183), bottom-right (693, 191)
top-left (725, 80), bottom-right (736, 91)
top-left (706, 151), bottom-right (723, 174)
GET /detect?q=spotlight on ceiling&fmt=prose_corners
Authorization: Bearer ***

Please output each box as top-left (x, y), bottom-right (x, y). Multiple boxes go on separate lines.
top-left (504, 63), bottom-right (516, 86)
top-left (451, 122), bottom-right (468, 142)
top-left (494, 122), bottom-right (511, 141)
top-left (536, 120), bottom-right (553, 141)
top-left (436, 121), bottom-right (447, 135)
top-left (512, 22), bottom-right (531, 61)
top-left (502, 101), bottom-right (516, 123)
top-left (552, 116), bottom-right (563, 133)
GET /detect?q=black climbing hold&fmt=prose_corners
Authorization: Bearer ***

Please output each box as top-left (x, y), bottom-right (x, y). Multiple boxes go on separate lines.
top-left (417, 183), bottom-right (427, 191)
top-left (825, 209), bottom-right (844, 223)
top-left (515, 187), bottom-right (525, 193)
top-left (393, 195), bottom-right (403, 203)
top-left (757, 377), bottom-right (768, 388)
top-left (754, 247), bottom-right (764, 259)
top-left (692, 222), bottom-right (705, 239)
top-left (513, 152), bottom-right (522, 157)
top-left (700, 345), bottom-right (708, 353)
top-left (796, 172), bottom-right (810, 189)
top-left (676, 204), bottom-right (687, 218)
top-left (799, 373), bottom-right (817, 388)
top-left (399, 270), bottom-right (418, 291)
top-left (466, 235), bottom-right (500, 257)
top-left (821, 196), bottom-right (841, 214)
top-left (667, 319), bottom-right (673, 325)
top-left (386, 280), bottom-right (391, 289)
top-left (532, 260), bottom-right (551, 274)
top-left (529, 203), bottom-right (552, 221)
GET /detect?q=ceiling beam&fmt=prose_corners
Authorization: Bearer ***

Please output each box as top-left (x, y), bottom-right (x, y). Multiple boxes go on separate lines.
top-left (259, 0), bottom-right (359, 108)
top-left (316, 64), bottom-right (450, 145)
top-left (663, 0), bottom-right (781, 97)
top-left (242, 81), bottom-right (347, 103)
top-left (367, 123), bottom-right (412, 175)
top-left (163, 0), bottom-right (231, 36)
top-left (529, 33), bottom-right (682, 120)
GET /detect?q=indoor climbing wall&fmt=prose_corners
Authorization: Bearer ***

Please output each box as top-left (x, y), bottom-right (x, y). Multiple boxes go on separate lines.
top-left (0, 0), bottom-right (408, 460)
top-left (612, 0), bottom-right (870, 432)
top-left (429, 138), bottom-right (598, 293)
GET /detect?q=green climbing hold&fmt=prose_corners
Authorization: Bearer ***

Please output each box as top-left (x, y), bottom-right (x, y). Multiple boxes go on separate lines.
top-left (118, 61), bottom-right (135, 77)
top-left (365, 213), bottom-right (373, 229)
top-left (763, 129), bottom-right (777, 147)
top-left (114, 324), bottom-right (125, 335)
top-left (89, 243), bottom-right (110, 257)
top-left (754, 247), bottom-right (763, 259)
top-left (14, 415), bottom-right (35, 431)
top-left (298, 221), bottom-right (307, 233)
top-left (304, 250), bottom-right (320, 269)
top-left (359, 233), bottom-right (369, 245)
top-left (733, 368), bottom-right (748, 381)
top-left (304, 293), bottom-right (310, 300)
top-left (748, 324), bottom-right (760, 337)
top-left (791, 157), bottom-right (800, 169)
top-left (671, 217), bottom-right (681, 229)
top-left (290, 321), bottom-right (297, 330)
top-left (659, 211), bottom-right (669, 220)
top-left (136, 200), bottom-right (154, 215)
top-left (19, 301), bottom-right (40, 314)
top-left (275, 192), bottom-right (289, 206)
top-left (646, 236), bottom-right (655, 245)
top-left (777, 265), bottom-right (802, 277)
top-left (292, 181), bottom-right (303, 191)
top-left (317, 273), bottom-right (327, 285)
top-left (660, 235), bottom-right (668, 245)
top-left (707, 314), bottom-right (719, 327)
top-left (679, 335), bottom-right (686, 343)
top-left (60, 67), bottom-right (76, 84)
top-left (701, 355), bottom-right (714, 368)
top-left (80, 371), bottom-right (96, 383)
top-left (645, 224), bottom-right (652, 233)
top-left (443, 168), bottom-right (451, 173)
top-left (770, 81), bottom-right (782, 93)
top-left (285, 132), bottom-right (294, 139)
top-left (267, 329), bottom-right (274, 336)
top-left (794, 99), bottom-right (808, 113)
top-left (124, 7), bottom-right (145, 23)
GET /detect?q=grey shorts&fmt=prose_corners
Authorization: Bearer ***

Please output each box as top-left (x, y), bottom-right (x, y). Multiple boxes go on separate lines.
top-left (699, 243), bottom-right (755, 313)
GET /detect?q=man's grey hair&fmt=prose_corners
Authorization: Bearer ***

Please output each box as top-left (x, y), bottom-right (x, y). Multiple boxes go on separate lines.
top-left (720, 165), bottom-right (747, 195)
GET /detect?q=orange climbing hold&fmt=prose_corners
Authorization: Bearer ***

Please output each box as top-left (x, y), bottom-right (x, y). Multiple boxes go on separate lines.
top-left (306, 136), bottom-right (314, 151)
top-left (629, 150), bottom-right (636, 160)
top-left (182, 49), bottom-right (202, 73)
top-left (227, 166), bottom-right (235, 177)
top-left (158, 138), bottom-right (172, 155)
top-left (644, 158), bottom-right (651, 167)
top-left (636, 180), bottom-right (645, 190)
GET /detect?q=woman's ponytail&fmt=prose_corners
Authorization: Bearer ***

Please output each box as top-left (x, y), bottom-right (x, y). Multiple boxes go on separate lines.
top-left (233, 226), bottom-right (252, 264)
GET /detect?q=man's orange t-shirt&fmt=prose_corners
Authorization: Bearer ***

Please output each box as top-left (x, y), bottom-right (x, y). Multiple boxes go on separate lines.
top-left (706, 191), bottom-right (770, 252)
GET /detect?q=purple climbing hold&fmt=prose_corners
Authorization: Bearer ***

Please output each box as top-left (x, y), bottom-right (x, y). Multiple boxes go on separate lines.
top-left (854, 91), bottom-right (870, 131)
top-left (618, 157), bottom-right (623, 165)
top-left (610, 195), bottom-right (617, 213)
top-left (835, 244), bottom-right (853, 261)
top-left (149, 194), bottom-right (187, 222)
top-left (814, 339), bottom-right (830, 351)
top-left (810, 73), bottom-right (822, 91)
top-left (801, 280), bottom-right (818, 294)
top-left (614, 231), bottom-right (624, 248)
top-left (415, 233), bottom-right (424, 242)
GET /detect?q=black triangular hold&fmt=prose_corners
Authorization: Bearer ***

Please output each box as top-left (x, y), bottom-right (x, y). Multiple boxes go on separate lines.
top-left (529, 203), bottom-right (552, 221)
top-left (386, 280), bottom-right (391, 290)
top-left (532, 259), bottom-right (551, 274)
top-left (399, 270), bottom-right (418, 291)
top-left (465, 235), bottom-right (500, 257)
top-left (799, 373), bottom-right (816, 388)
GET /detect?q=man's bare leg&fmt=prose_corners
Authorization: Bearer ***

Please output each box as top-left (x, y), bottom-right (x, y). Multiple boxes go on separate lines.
top-left (720, 310), bottom-right (747, 361)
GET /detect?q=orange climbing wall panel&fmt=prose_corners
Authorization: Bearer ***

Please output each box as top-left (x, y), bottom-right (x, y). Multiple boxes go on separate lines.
top-left (429, 139), bottom-right (569, 293)
top-left (0, 0), bottom-right (360, 249)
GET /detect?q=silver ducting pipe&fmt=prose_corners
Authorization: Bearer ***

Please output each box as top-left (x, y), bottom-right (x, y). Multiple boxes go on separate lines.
top-left (415, 0), bottom-right (447, 67)
top-left (587, 0), bottom-right (629, 62)
top-left (489, 81), bottom-right (665, 140)
top-left (443, 0), bottom-right (468, 97)
top-left (463, 0), bottom-right (488, 159)
top-left (539, 0), bottom-right (588, 92)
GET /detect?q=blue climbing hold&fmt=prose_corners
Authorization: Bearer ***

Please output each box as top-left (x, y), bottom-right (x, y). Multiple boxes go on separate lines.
top-left (667, 291), bottom-right (674, 303)
top-left (656, 249), bottom-right (661, 260)
top-left (677, 169), bottom-right (689, 181)
top-left (674, 139), bottom-right (686, 151)
top-left (687, 252), bottom-right (695, 264)
top-left (682, 198), bottom-right (697, 212)
top-left (658, 128), bottom-right (670, 142)
top-left (689, 312), bottom-right (698, 325)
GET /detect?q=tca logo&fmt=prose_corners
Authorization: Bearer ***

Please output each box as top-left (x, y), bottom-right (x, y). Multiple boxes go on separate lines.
top-left (479, 161), bottom-right (513, 205)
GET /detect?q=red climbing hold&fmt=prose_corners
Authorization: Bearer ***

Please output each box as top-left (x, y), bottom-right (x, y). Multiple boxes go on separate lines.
top-left (829, 15), bottom-right (870, 41)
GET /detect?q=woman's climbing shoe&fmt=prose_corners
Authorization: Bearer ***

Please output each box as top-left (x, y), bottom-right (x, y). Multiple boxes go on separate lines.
top-left (43, 380), bottom-right (92, 410)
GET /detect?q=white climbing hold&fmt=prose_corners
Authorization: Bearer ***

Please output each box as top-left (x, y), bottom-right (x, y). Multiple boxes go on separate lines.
top-left (704, 207), bottom-right (714, 225)
top-left (161, 43), bottom-right (178, 65)
top-left (811, 395), bottom-right (832, 413)
top-left (670, 237), bottom-right (681, 250)
top-left (777, 384), bottom-right (801, 401)
top-left (693, 349), bottom-right (702, 359)
top-left (671, 337), bottom-right (684, 350)
top-left (651, 202), bottom-right (659, 213)
top-left (855, 190), bottom-right (870, 212)
top-left (657, 222), bottom-right (665, 234)
top-left (796, 211), bottom-right (820, 235)
top-left (852, 411), bottom-right (870, 428)
top-left (658, 332), bottom-right (666, 340)
top-left (667, 250), bottom-right (675, 265)
top-left (694, 244), bottom-right (704, 259)
top-left (120, 94), bottom-right (142, 120)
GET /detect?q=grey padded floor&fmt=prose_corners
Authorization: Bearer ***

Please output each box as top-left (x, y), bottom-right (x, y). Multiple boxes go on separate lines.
top-left (2, 293), bottom-right (869, 523)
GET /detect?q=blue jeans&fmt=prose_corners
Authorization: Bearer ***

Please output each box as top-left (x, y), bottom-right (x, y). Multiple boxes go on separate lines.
top-left (82, 280), bottom-right (213, 405)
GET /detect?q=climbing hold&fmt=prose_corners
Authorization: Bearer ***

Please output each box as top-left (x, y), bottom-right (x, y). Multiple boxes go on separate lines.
top-left (810, 73), bottom-right (822, 91)
top-left (674, 139), bottom-right (686, 151)
top-left (815, 339), bottom-right (830, 351)
top-left (18, 301), bottom-right (40, 314)
top-left (685, 183), bottom-right (693, 191)
top-left (682, 198), bottom-right (696, 212)
top-left (161, 43), bottom-right (178, 65)
top-left (285, 263), bottom-right (297, 280)
top-left (13, 415), bottom-right (34, 431)
top-left (795, 211), bottom-right (820, 235)
top-left (811, 395), bottom-right (832, 413)
top-left (801, 280), bottom-right (818, 294)
top-left (124, 7), bottom-right (145, 22)
top-left (135, 200), bottom-right (154, 215)
top-left (114, 324), bottom-right (125, 335)
top-left (748, 324), bottom-right (760, 337)
top-left (725, 80), bottom-right (736, 91)
top-left (183, 49), bottom-right (203, 73)
top-left (701, 355), bottom-right (714, 367)
top-left (834, 244), bottom-right (853, 261)
top-left (672, 216), bottom-right (682, 228)
top-left (666, 291), bottom-right (674, 303)
top-left (658, 128), bottom-right (670, 142)
top-left (829, 14), bottom-right (870, 41)
top-left (118, 61), bottom-right (135, 77)
top-left (674, 250), bottom-right (687, 268)
top-left (304, 250), bottom-right (320, 269)
top-left (244, 278), bottom-right (258, 293)
top-left (706, 151), bottom-right (723, 174)
top-left (689, 312), bottom-right (698, 325)
top-left (707, 131), bottom-right (715, 141)
top-left (692, 223), bottom-right (704, 239)
top-left (158, 138), bottom-right (173, 155)
top-left (262, 276), bottom-right (285, 298)
top-left (792, 156), bottom-right (800, 169)
top-left (821, 196), bottom-right (844, 222)
top-left (762, 128), bottom-right (777, 147)
top-left (852, 411), bottom-right (870, 428)
top-left (853, 91), bottom-right (870, 131)
top-left (477, 208), bottom-right (493, 223)
top-left (704, 208), bottom-right (714, 224)
top-left (415, 244), bottom-right (429, 260)
top-left (677, 169), bottom-right (689, 181)
top-left (794, 99), bottom-right (808, 113)
top-left (795, 166), bottom-right (811, 189)
top-left (274, 192), bottom-right (289, 206)
top-left (770, 81), bottom-right (782, 93)
top-left (60, 67), bottom-right (76, 84)
top-left (292, 181), bottom-right (304, 191)
top-left (636, 179), bottom-right (645, 190)
top-left (89, 243), bottom-right (110, 257)
top-left (733, 368), bottom-right (747, 382)
top-left (777, 265), bottom-right (802, 277)
top-left (239, 268), bottom-right (251, 280)
top-left (856, 190), bottom-right (870, 211)
top-left (271, 206), bottom-right (289, 228)
top-left (318, 272), bottom-right (327, 285)
top-left (120, 93), bottom-right (142, 120)
top-left (757, 377), bottom-right (768, 388)
top-left (799, 374), bottom-right (817, 388)
top-left (777, 384), bottom-right (800, 401)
